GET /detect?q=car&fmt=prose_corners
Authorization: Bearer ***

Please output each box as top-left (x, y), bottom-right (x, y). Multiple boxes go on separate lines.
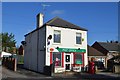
top-left (94, 61), bottom-right (104, 69)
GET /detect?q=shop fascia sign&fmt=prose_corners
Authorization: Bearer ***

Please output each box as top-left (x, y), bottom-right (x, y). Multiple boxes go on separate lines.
top-left (56, 48), bottom-right (86, 53)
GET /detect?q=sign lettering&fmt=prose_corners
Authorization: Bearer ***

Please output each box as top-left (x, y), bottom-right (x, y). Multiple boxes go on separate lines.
top-left (57, 48), bottom-right (86, 53)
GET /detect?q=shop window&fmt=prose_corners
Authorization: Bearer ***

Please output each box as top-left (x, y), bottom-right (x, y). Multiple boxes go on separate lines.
top-left (76, 33), bottom-right (82, 44)
top-left (54, 30), bottom-right (61, 43)
top-left (75, 53), bottom-right (82, 64)
top-left (53, 52), bottom-right (62, 67)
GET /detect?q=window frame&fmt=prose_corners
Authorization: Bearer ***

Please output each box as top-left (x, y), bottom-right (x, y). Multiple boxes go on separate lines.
top-left (52, 52), bottom-right (62, 67)
top-left (53, 30), bottom-right (61, 43)
top-left (74, 53), bottom-right (83, 65)
top-left (76, 33), bottom-right (82, 45)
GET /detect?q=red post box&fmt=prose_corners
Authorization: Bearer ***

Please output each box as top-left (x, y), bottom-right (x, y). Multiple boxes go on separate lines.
top-left (88, 61), bottom-right (95, 74)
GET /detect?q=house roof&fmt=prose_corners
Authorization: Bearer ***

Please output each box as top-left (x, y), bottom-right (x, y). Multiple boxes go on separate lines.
top-left (25, 17), bottom-right (87, 37)
top-left (97, 42), bottom-right (120, 52)
top-left (46, 17), bottom-right (87, 31)
top-left (88, 45), bottom-right (106, 56)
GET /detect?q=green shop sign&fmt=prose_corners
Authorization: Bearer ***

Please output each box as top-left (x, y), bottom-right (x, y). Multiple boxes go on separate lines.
top-left (56, 48), bottom-right (86, 53)
top-left (76, 60), bottom-right (82, 64)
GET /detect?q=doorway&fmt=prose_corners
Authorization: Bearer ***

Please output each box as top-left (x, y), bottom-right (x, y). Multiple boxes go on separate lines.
top-left (65, 53), bottom-right (71, 71)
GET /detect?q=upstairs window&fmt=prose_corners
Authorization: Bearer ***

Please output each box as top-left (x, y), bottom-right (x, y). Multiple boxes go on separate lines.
top-left (76, 33), bottom-right (82, 44)
top-left (54, 30), bottom-right (61, 43)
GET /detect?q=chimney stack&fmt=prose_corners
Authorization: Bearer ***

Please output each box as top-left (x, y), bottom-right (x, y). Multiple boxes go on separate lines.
top-left (36, 13), bottom-right (44, 28)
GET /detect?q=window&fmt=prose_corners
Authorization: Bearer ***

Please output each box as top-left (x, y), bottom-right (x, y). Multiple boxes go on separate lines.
top-left (75, 53), bottom-right (82, 64)
top-left (54, 30), bottom-right (61, 43)
top-left (66, 55), bottom-right (70, 62)
top-left (53, 52), bottom-right (62, 67)
top-left (76, 33), bottom-right (82, 44)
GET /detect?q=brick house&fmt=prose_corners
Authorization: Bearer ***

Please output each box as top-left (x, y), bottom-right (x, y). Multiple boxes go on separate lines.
top-left (92, 41), bottom-right (120, 68)
top-left (87, 45), bottom-right (106, 67)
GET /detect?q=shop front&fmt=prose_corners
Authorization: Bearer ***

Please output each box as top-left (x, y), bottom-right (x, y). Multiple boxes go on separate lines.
top-left (49, 48), bottom-right (86, 73)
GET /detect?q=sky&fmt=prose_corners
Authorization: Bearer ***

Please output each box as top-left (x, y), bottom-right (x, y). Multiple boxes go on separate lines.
top-left (2, 2), bottom-right (118, 46)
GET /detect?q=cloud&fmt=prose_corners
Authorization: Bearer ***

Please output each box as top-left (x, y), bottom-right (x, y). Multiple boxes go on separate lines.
top-left (51, 10), bottom-right (64, 15)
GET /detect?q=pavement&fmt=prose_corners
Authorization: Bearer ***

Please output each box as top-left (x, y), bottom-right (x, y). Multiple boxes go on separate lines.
top-left (1, 65), bottom-right (120, 80)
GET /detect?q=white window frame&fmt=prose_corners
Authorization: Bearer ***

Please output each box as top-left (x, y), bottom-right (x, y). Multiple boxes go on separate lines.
top-left (76, 33), bottom-right (82, 44)
top-left (52, 52), bottom-right (62, 67)
top-left (53, 30), bottom-right (61, 43)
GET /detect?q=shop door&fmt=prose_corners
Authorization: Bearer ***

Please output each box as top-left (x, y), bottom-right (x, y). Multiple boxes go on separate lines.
top-left (65, 53), bottom-right (71, 71)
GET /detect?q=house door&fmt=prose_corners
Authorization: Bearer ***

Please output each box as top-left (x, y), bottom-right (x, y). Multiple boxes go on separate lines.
top-left (65, 53), bottom-right (71, 71)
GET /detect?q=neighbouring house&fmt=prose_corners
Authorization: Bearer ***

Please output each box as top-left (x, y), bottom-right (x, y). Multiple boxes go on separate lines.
top-left (92, 41), bottom-right (120, 68)
top-left (17, 45), bottom-right (24, 64)
top-left (24, 13), bottom-right (88, 75)
top-left (87, 45), bottom-right (106, 68)
top-left (18, 45), bottom-right (24, 55)
top-left (107, 55), bottom-right (120, 72)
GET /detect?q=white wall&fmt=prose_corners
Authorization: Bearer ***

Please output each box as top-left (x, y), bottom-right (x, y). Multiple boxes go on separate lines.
top-left (24, 27), bottom-right (46, 73)
top-left (24, 25), bottom-right (88, 72)
top-left (24, 31), bottom-right (38, 71)
top-left (46, 25), bottom-right (88, 66)
top-left (38, 27), bottom-right (46, 72)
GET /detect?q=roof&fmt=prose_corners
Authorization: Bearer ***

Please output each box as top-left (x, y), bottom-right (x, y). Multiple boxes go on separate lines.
top-left (88, 45), bottom-right (106, 56)
top-left (97, 42), bottom-right (120, 51)
top-left (25, 17), bottom-right (87, 37)
top-left (46, 17), bottom-right (87, 31)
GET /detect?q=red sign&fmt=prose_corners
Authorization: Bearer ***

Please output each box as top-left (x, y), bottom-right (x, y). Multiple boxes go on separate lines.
top-left (50, 48), bottom-right (54, 52)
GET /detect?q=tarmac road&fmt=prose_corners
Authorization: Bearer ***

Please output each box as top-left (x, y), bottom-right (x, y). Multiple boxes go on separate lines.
top-left (1, 66), bottom-right (120, 80)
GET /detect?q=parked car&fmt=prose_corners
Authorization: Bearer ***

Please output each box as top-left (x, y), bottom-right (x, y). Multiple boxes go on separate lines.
top-left (94, 61), bottom-right (104, 69)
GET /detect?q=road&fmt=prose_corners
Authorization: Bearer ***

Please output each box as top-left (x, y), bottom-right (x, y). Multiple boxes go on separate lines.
top-left (1, 66), bottom-right (120, 80)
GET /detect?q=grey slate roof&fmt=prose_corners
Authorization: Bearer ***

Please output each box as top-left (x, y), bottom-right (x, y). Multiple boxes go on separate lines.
top-left (97, 42), bottom-right (120, 51)
top-left (46, 17), bottom-right (87, 31)
top-left (25, 17), bottom-right (87, 36)
top-left (88, 45), bottom-right (106, 56)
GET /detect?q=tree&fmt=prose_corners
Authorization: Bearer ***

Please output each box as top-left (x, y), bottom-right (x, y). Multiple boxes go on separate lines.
top-left (1, 32), bottom-right (16, 53)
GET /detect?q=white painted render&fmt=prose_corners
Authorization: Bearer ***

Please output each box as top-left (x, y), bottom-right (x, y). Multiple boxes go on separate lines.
top-left (37, 13), bottom-right (44, 28)
top-left (24, 27), bottom-right (46, 73)
top-left (24, 24), bottom-right (88, 73)
top-left (46, 25), bottom-right (88, 67)
top-left (24, 31), bottom-right (38, 71)
top-left (37, 27), bottom-right (46, 72)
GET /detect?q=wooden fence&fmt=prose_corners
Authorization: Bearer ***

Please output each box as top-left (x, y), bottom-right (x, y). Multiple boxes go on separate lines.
top-left (2, 57), bottom-right (17, 71)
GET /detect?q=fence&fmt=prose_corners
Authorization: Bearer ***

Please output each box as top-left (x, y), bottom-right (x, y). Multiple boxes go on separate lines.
top-left (2, 57), bottom-right (17, 71)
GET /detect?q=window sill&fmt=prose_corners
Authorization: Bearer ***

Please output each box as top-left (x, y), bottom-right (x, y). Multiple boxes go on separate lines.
top-left (55, 66), bottom-right (62, 68)
top-left (52, 43), bottom-right (61, 45)
top-left (75, 44), bottom-right (82, 46)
